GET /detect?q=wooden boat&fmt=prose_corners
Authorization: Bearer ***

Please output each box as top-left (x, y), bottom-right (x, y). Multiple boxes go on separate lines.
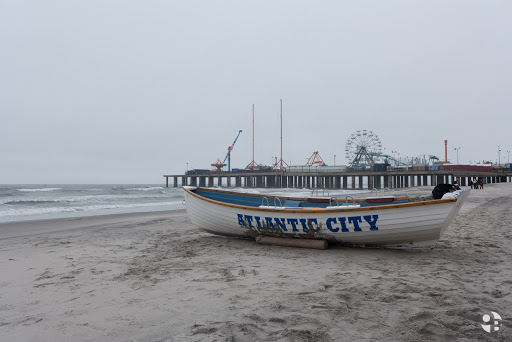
top-left (182, 186), bottom-right (470, 249)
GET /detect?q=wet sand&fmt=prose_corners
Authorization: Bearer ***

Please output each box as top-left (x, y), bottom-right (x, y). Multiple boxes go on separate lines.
top-left (1, 184), bottom-right (511, 341)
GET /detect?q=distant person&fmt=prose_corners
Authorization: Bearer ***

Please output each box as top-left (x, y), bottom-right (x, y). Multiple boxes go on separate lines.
top-left (453, 179), bottom-right (460, 190)
top-left (479, 179), bottom-right (484, 189)
top-left (473, 178), bottom-right (479, 190)
top-left (432, 183), bottom-right (456, 200)
top-left (469, 178), bottom-right (474, 189)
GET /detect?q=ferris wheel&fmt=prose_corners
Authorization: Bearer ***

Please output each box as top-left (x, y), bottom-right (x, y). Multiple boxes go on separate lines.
top-left (345, 130), bottom-right (383, 168)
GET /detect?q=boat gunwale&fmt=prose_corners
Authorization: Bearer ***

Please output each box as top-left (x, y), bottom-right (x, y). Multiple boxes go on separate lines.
top-left (183, 186), bottom-right (458, 213)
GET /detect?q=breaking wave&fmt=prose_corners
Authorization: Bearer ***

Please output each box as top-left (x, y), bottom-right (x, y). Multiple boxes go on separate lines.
top-left (127, 186), bottom-right (165, 191)
top-left (17, 187), bottom-right (62, 192)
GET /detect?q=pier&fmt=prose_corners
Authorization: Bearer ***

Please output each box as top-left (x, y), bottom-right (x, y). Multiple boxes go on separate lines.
top-left (164, 169), bottom-right (512, 189)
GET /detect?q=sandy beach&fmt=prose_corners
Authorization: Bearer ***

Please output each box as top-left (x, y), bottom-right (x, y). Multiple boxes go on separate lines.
top-left (1, 184), bottom-right (511, 341)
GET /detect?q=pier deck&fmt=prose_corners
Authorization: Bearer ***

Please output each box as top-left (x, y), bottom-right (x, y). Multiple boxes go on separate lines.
top-left (164, 169), bottom-right (512, 189)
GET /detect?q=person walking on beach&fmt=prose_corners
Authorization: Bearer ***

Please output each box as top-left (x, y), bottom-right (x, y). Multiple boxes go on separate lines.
top-left (472, 178), bottom-right (478, 190)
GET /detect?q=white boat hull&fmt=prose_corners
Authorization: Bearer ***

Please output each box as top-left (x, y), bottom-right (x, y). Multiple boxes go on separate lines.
top-left (183, 187), bottom-right (470, 249)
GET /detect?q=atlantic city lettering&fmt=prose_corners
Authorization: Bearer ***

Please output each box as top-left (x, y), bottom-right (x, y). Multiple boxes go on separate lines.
top-left (237, 214), bottom-right (379, 232)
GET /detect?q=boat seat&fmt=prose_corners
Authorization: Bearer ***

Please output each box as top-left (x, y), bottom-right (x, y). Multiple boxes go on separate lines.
top-left (326, 204), bottom-right (361, 209)
top-left (366, 196), bottom-right (394, 203)
top-left (258, 205), bottom-right (285, 210)
top-left (284, 207), bottom-right (323, 210)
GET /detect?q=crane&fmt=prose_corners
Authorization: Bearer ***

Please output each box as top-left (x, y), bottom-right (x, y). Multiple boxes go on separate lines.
top-left (223, 130), bottom-right (242, 172)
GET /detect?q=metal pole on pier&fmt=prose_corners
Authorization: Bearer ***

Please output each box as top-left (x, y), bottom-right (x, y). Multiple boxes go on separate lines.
top-left (252, 104), bottom-right (255, 170)
top-left (274, 99), bottom-right (288, 171)
top-left (280, 99), bottom-right (283, 167)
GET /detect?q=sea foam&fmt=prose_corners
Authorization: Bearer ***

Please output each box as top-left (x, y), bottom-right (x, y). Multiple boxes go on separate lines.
top-left (17, 187), bottom-right (62, 192)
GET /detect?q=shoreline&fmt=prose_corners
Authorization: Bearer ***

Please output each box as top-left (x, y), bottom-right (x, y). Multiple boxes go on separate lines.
top-left (0, 210), bottom-right (186, 240)
top-left (1, 184), bottom-right (511, 341)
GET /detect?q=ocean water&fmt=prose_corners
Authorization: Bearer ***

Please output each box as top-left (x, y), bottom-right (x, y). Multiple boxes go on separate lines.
top-left (0, 184), bottom-right (369, 223)
top-left (0, 184), bottom-right (185, 223)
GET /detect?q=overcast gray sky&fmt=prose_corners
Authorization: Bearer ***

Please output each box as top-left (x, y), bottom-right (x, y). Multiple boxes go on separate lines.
top-left (1, 1), bottom-right (511, 184)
